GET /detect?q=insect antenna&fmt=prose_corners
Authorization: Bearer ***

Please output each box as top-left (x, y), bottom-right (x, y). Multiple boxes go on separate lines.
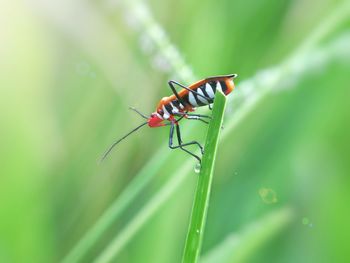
top-left (129, 107), bottom-right (148, 119)
top-left (100, 121), bottom-right (148, 162)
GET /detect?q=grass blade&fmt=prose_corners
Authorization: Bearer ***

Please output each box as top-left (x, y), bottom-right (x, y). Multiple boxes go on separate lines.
top-left (182, 90), bottom-right (227, 263)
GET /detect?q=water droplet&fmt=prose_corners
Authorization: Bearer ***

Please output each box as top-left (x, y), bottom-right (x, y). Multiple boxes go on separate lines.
top-left (259, 188), bottom-right (277, 204)
top-left (196, 229), bottom-right (200, 234)
top-left (234, 171), bottom-right (238, 176)
top-left (194, 163), bottom-right (201, 173)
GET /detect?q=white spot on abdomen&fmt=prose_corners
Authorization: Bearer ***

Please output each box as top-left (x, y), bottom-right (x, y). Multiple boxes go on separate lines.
top-left (188, 92), bottom-right (198, 107)
top-left (170, 102), bottom-right (178, 113)
top-left (205, 83), bottom-right (215, 98)
top-left (162, 105), bottom-right (170, 119)
top-left (197, 88), bottom-right (209, 104)
top-left (216, 81), bottom-right (223, 92)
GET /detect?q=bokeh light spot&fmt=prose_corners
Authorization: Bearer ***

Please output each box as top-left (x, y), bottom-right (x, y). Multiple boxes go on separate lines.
top-left (302, 217), bottom-right (310, 225)
top-left (259, 188), bottom-right (278, 204)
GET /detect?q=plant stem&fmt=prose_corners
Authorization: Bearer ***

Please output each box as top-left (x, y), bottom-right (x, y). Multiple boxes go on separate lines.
top-left (182, 91), bottom-right (227, 263)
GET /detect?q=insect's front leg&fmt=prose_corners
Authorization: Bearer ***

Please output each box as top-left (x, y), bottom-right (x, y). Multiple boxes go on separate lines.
top-left (168, 121), bottom-right (203, 162)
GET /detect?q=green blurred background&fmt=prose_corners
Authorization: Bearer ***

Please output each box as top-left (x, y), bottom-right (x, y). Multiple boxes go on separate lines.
top-left (1, 0), bottom-right (350, 262)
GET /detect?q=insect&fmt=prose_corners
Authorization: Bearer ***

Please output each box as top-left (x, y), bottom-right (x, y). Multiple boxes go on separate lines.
top-left (101, 74), bottom-right (238, 163)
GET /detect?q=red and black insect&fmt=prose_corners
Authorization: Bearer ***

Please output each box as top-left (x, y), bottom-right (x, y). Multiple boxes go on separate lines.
top-left (101, 74), bottom-right (238, 163)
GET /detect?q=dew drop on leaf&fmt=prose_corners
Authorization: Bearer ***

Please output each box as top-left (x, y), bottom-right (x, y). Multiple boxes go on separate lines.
top-left (194, 163), bottom-right (201, 174)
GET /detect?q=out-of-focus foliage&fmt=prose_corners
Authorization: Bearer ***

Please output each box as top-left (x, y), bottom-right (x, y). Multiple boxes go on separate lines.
top-left (0, 0), bottom-right (349, 263)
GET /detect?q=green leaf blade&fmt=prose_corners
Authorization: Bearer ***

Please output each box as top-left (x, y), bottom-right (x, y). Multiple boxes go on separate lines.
top-left (182, 90), bottom-right (227, 263)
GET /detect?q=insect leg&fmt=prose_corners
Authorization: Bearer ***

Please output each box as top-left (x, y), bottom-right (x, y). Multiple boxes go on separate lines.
top-left (185, 113), bottom-right (211, 118)
top-left (176, 123), bottom-right (204, 155)
top-left (173, 112), bottom-right (210, 125)
top-left (168, 122), bottom-right (199, 152)
top-left (174, 112), bottom-right (211, 118)
top-left (168, 81), bottom-right (190, 107)
top-left (169, 80), bottom-right (212, 102)
top-left (168, 122), bottom-right (203, 162)
top-left (168, 121), bottom-right (176, 148)
top-left (186, 116), bottom-right (209, 125)
top-left (174, 112), bottom-right (223, 128)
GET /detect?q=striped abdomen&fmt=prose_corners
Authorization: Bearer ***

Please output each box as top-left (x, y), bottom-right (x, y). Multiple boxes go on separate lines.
top-left (182, 79), bottom-right (232, 107)
top-left (157, 75), bottom-right (236, 120)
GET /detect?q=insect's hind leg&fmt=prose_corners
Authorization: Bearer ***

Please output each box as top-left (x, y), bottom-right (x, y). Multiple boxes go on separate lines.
top-left (168, 80), bottom-right (212, 102)
top-left (176, 124), bottom-right (204, 154)
top-left (168, 81), bottom-right (189, 107)
top-left (168, 122), bottom-right (203, 163)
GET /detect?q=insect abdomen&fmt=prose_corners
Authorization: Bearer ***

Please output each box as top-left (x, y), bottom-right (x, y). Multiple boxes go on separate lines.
top-left (182, 80), bottom-right (229, 107)
top-left (157, 76), bottom-right (235, 119)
